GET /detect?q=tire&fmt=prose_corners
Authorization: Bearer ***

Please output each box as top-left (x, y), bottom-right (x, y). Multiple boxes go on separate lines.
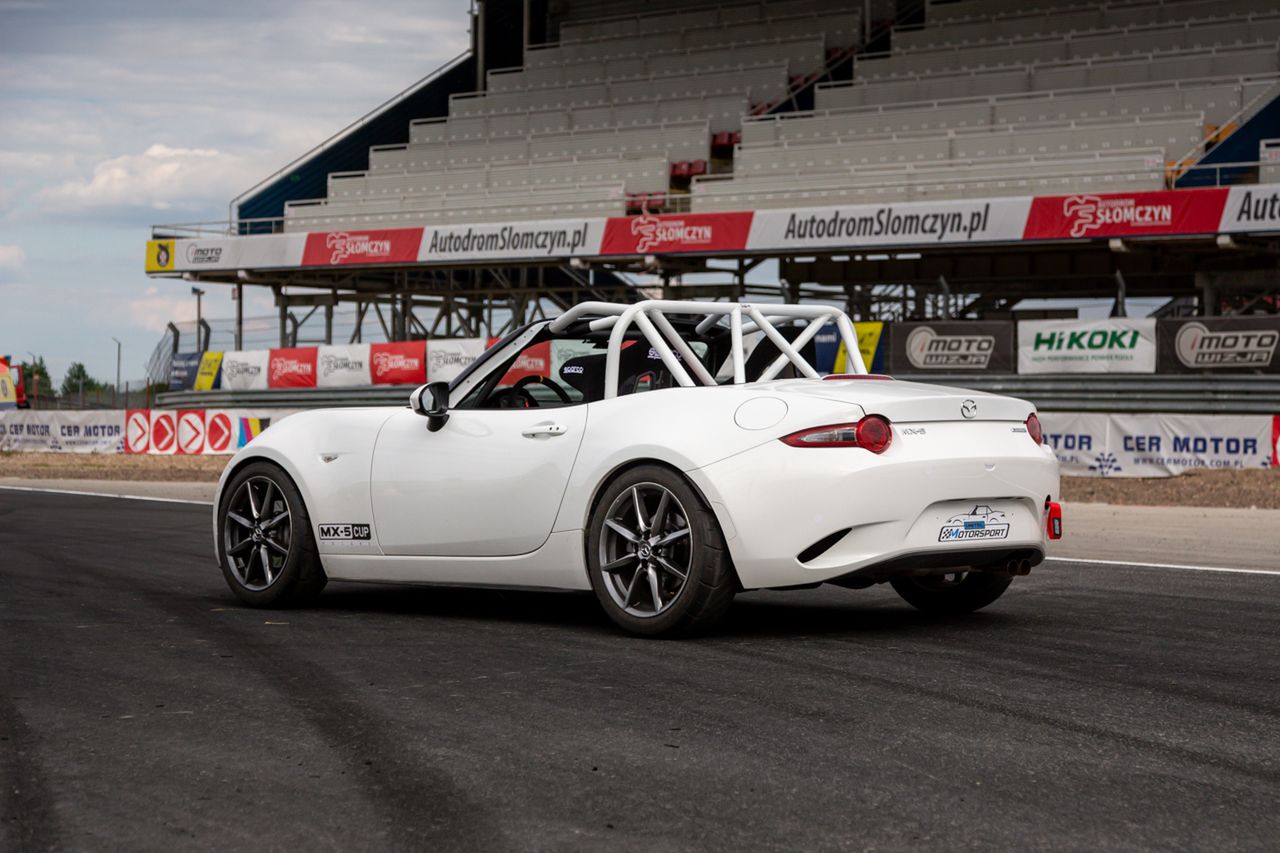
top-left (216, 461), bottom-right (327, 607)
top-left (586, 465), bottom-right (736, 637)
top-left (889, 571), bottom-right (1012, 615)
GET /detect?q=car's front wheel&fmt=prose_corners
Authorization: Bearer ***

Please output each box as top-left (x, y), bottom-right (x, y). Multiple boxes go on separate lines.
top-left (889, 571), bottom-right (1012, 615)
top-left (586, 465), bottom-right (736, 637)
top-left (217, 461), bottom-right (327, 607)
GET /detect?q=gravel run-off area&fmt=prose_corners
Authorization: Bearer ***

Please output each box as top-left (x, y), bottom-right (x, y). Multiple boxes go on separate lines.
top-left (2, 452), bottom-right (1277, 508)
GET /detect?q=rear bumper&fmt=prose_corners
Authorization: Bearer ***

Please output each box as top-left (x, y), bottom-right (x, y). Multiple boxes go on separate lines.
top-left (688, 430), bottom-right (1060, 590)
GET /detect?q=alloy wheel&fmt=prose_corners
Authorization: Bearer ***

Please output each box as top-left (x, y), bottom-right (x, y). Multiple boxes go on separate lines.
top-left (223, 476), bottom-right (292, 591)
top-left (598, 482), bottom-right (693, 618)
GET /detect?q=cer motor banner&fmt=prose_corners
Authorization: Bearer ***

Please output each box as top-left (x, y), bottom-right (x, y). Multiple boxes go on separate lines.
top-left (1018, 318), bottom-right (1157, 374)
top-left (1157, 316), bottom-right (1280, 373)
top-left (1039, 411), bottom-right (1275, 477)
top-left (889, 322), bottom-right (1015, 373)
top-left (0, 410), bottom-right (125, 453)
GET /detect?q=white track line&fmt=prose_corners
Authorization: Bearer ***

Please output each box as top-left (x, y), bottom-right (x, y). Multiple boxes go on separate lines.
top-left (0, 485), bottom-right (213, 507)
top-left (1045, 556), bottom-right (1278, 576)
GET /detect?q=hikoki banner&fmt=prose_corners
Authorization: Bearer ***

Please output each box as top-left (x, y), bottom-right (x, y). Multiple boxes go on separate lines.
top-left (149, 185), bottom-right (1280, 274)
top-left (17, 408), bottom-right (308, 456)
top-left (1018, 318), bottom-right (1158, 374)
top-left (1040, 411), bottom-right (1278, 477)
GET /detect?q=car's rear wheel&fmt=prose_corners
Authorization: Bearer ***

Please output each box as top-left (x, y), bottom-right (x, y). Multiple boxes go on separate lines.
top-left (890, 571), bottom-right (1012, 615)
top-left (586, 465), bottom-right (736, 637)
top-left (217, 461), bottom-right (326, 607)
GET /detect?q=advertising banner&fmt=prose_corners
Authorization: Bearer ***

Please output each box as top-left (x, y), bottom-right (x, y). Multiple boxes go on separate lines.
top-left (0, 410), bottom-right (125, 453)
top-left (149, 410), bottom-right (177, 455)
top-left (175, 410), bottom-right (206, 455)
top-left (751, 197), bottom-right (1032, 251)
top-left (600, 211), bottom-right (754, 255)
top-left (0, 357), bottom-right (15, 410)
top-left (370, 341), bottom-right (426, 385)
top-left (268, 347), bottom-right (318, 389)
top-left (1018, 318), bottom-right (1157, 374)
top-left (420, 219), bottom-right (603, 263)
top-left (202, 409), bottom-right (237, 454)
top-left (426, 338), bottom-right (488, 383)
top-left (316, 344), bottom-right (371, 388)
top-left (1157, 316), bottom-right (1280, 373)
top-left (1218, 185), bottom-right (1280, 234)
top-left (194, 351), bottom-right (223, 390)
top-left (833, 322), bottom-right (887, 374)
top-left (1274, 415), bottom-right (1280, 467)
top-left (1040, 412), bottom-right (1275, 477)
top-left (889, 322), bottom-right (1015, 373)
top-left (301, 228), bottom-right (423, 267)
top-left (169, 351), bottom-right (203, 391)
top-left (488, 338), bottom-right (552, 384)
top-left (220, 350), bottom-right (269, 391)
top-left (1023, 188), bottom-right (1228, 240)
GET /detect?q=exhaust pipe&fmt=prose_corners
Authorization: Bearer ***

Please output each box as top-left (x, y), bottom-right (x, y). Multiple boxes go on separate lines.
top-left (997, 559), bottom-right (1033, 577)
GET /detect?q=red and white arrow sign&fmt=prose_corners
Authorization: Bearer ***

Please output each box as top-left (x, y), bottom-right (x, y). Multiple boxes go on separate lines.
top-left (205, 411), bottom-right (234, 454)
top-left (177, 410), bottom-right (206, 455)
top-left (150, 410), bottom-right (176, 455)
top-left (125, 410), bottom-right (150, 454)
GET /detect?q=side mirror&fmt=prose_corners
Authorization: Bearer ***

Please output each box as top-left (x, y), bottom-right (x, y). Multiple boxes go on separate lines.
top-left (410, 381), bottom-right (450, 432)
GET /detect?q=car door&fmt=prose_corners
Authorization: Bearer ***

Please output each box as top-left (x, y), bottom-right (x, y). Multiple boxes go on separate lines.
top-left (369, 405), bottom-right (588, 557)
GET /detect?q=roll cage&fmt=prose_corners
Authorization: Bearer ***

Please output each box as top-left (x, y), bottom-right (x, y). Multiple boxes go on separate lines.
top-left (546, 300), bottom-right (867, 399)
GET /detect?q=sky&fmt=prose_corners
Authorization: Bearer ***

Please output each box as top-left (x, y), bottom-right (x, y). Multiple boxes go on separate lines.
top-left (0, 0), bottom-right (470, 385)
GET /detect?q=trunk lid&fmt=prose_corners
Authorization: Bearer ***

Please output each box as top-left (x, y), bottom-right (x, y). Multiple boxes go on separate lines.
top-left (769, 377), bottom-right (1035, 423)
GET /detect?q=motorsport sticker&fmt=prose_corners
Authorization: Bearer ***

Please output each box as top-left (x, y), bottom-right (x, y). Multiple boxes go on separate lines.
top-left (317, 523), bottom-right (372, 541)
top-left (938, 506), bottom-right (1011, 542)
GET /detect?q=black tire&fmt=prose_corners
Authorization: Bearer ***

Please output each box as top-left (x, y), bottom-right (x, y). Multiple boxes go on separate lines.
top-left (216, 461), bottom-right (327, 607)
top-left (586, 465), bottom-right (736, 637)
top-left (889, 571), bottom-right (1012, 615)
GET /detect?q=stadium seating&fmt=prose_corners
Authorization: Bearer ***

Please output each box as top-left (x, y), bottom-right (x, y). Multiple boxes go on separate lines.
top-left (283, 0), bottom-right (1279, 230)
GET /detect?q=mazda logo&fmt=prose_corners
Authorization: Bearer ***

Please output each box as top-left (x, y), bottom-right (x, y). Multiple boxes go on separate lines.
top-left (961, 400), bottom-right (977, 419)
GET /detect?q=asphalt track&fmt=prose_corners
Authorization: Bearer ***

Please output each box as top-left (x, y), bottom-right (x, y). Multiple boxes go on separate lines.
top-left (2, 490), bottom-right (1278, 851)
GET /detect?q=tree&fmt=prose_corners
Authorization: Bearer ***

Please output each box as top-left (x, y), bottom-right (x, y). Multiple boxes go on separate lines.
top-left (60, 361), bottom-right (107, 397)
top-left (19, 355), bottom-right (51, 398)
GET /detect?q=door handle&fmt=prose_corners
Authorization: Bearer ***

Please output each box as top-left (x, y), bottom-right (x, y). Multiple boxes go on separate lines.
top-left (522, 423), bottom-right (568, 438)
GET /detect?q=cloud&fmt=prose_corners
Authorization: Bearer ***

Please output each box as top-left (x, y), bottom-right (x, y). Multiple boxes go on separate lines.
top-left (0, 243), bottom-right (25, 280)
top-left (39, 143), bottom-right (255, 213)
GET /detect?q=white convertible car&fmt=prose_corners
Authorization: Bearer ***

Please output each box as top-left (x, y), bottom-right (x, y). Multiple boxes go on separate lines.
top-left (214, 300), bottom-right (1062, 636)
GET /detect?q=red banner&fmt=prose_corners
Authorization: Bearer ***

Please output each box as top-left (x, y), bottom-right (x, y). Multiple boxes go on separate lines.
top-left (301, 228), bottom-right (424, 267)
top-left (1273, 416), bottom-right (1279, 468)
top-left (268, 348), bottom-right (318, 388)
top-left (487, 339), bottom-right (551, 384)
top-left (599, 211), bottom-right (754, 255)
top-left (1023, 188), bottom-right (1229, 240)
top-left (370, 341), bottom-right (426, 385)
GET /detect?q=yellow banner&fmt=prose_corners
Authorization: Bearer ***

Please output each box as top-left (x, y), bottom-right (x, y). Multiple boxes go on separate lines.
top-left (146, 239), bottom-right (175, 273)
top-left (834, 321), bottom-right (884, 373)
top-left (194, 351), bottom-right (224, 390)
top-left (0, 358), bottom-right (16, 408)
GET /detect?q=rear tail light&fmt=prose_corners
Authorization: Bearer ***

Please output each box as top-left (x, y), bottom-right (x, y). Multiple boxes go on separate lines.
top-left (1045, 499), bottom-right (1063, 540)
top-left (781, 415), bottom-right (893, 453)
top-left (1025, 413), bottom-right (1043, 445)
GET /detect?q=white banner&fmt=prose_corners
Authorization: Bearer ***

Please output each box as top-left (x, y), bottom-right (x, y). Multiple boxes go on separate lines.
top-left (316, 344), bottom-right (371, 388)
top-left (418, 218), bottom-right (603, 263)
top-left (426, 338), bottom-right (487, 383)
top-left (1018, 318), bottom-right (1157, 374)
top-left (1219, 185), bottom-right (1280, 234)
top-left (1040, 411), bottom-right (1275, 477)
top-left (749, 196), bottom-right (1033, 251)
top-left (166, 233), bottom-right (308, 272)
top-left (0, 411), bottom-right (125, 453)
top-left (220, 350), bottom-right (270, 391)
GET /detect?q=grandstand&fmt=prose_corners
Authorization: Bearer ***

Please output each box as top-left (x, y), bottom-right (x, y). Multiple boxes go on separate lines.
top-left (148, 0), bottom-right (1280, 358)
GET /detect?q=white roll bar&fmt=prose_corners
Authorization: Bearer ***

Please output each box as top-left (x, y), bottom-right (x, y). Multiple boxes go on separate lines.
top-left (547, 300), bottom-right (865, 399)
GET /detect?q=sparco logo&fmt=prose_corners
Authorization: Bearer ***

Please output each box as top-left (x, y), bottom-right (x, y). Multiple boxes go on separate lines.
top-left (1062, 195), bottom-right (1173, 238)
top-left (325, 231), bottom-right (392, 264)
top-left (319, 354), bottom-right (366, 376)
top-left (1175, 322), bottom-right (1278, 368)
top-left (630, 216), bottom-right (712, 252)
top-left (372, 351), bottom-right (419, 373)
top-left (185, 244), bottom-right (223, 265)
top-left (906, 326), bottom-right (994, 369)
top-left (223, 361), bottom-right (261, 379)
top-left (270, 358), bottom-right (313, 382)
